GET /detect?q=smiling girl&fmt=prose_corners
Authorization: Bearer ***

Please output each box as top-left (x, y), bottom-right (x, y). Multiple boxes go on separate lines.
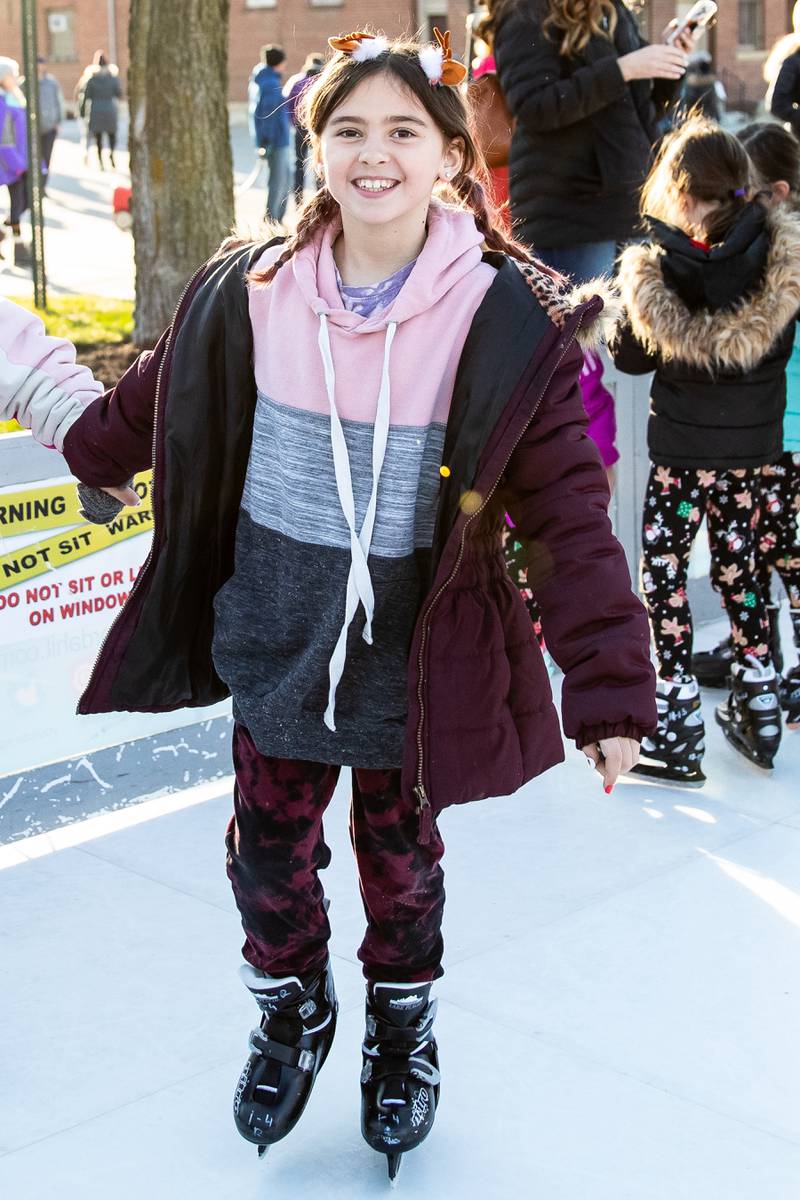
top-left (50, 31), bottom-right (655, 1177)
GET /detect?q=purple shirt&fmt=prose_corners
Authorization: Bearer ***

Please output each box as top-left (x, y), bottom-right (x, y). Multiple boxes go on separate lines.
top-left (335, 259), bottom-right (417, 318)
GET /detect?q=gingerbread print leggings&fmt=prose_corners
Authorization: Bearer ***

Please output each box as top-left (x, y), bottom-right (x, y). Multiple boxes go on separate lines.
top-left (640, 465), bottom-right (771, 681)
top-left (225, 724), bottom-right (446, 984)
top-left (756, 452), bottom-right (800, 611)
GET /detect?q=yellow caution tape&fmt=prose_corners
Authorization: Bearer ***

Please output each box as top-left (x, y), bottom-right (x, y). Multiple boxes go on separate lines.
top-left (0, 510), bottom-right (153, 591)
top-left (0, 472), bottom-right (152, 537)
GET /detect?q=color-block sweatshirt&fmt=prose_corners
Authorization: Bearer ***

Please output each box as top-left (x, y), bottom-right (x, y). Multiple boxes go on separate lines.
top-left (211, 203), bottom-right (498, 768)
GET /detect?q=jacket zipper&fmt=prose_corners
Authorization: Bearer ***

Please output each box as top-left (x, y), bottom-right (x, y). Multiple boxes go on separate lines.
top-left (413, 315), bottom-right (584, 842)
top-left (77, 268), bottom-right (203, 714)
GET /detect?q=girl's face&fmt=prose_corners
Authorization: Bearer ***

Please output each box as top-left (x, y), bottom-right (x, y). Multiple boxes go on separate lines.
top-left (317, 72), bottom-right (462, 232)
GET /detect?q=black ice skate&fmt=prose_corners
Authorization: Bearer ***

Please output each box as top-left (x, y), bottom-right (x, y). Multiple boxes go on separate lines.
top-left (361, 981), bottom-right (440, 1185)
top-left (631, 677), bottom-right (706, 786)
top-left (691, 635), bottom-right (733, 689)
top-left (233, 961), bottom-right (337, 1157)
top-left (692, 603), bottom-right (783, 687)
top-left (780, 665), bottom-right (800, 729)
top-left (715, 657), bottom-right (782, 768)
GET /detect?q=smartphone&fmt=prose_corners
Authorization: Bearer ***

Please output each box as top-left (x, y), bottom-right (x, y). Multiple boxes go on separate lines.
top-left (667, 0), bottom-right (718, 45)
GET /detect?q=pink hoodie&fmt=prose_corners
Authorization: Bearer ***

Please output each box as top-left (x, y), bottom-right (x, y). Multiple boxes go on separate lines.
top-left (243, 202), bottom-right (497, 730)
top-left (248, 201), bottom-right (497, 427)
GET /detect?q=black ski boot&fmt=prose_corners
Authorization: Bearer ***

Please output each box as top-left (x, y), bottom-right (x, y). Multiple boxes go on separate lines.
top-left (361, 981), bottom-right (440, 1184)
top-left (715, 657), bottom-right (782, 769)
top-left (781, 666), bottom-right (800, 729)
top-left (692, 635), bottom-right (734, 689)
top-left (631, 676), bottom-right (706, 786)
top-left (780, 609), bottom-right (800, 729)
top-left (767, 603), bottom-right (785, 676)
top-left (233, 961), bottom-right (337, 1157)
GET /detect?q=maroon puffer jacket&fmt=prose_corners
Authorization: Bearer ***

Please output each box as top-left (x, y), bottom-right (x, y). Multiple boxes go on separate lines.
top-left (61, 243), bottom-right (656, 843)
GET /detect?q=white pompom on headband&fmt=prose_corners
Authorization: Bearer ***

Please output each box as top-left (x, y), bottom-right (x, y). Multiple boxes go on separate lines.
top-left (351, 34), bottom-right (389, 63)
top-left (417, 45), bottom-right (445, 85)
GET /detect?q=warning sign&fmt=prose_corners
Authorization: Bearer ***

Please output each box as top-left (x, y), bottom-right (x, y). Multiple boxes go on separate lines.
top-left (0, 475), bottom-right (153, 591)
top-left (0, 475), bottom-right (152, 538)
top-left (0, 469), bottom-right (228, 777)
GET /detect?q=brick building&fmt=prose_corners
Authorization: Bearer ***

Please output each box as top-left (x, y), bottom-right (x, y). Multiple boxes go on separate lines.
top-left (640, 1), bottom-right (795, 110)
top-left (0, 0), bottom-right (472, 104)
top-left (0, 1), bottom-right (792, 109)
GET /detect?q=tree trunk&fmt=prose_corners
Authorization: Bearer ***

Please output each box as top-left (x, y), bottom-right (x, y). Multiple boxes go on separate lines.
top-left (129, 0), bottom-right (234, 346)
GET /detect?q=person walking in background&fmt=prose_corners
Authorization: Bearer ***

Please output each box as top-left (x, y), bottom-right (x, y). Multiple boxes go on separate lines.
top-left (283, 52), bottom-right (324, 206)
top-left (80, 52), bottom-right (121, 170)
top-left (74, 55), bottom-right (100, 166)
top-left (248, 44), bottom-right (292, 224)
top-left (36, 55), bottom-right (64, 184)
top-left (0, 56), bottom-right (31, 265)
top-left (680, 51), bottom-right (725, 122)
top-left (614, 118), bottom-right (800, 782)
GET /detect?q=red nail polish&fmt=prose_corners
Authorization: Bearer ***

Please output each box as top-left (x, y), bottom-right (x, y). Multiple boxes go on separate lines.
top-left (604, 785), bottom-right (613, 794)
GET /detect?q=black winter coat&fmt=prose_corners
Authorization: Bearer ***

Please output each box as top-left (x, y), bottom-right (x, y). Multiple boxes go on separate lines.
top-left (770, 50), bottom-right (800, 133)
top-left (494, 0), bottom-right (676, 249)
top-left (613, 205), bottom-right (800, 470)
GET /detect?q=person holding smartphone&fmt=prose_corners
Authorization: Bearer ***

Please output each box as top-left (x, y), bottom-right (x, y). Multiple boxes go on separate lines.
top-left (490, 0), bottom-right (692, 282)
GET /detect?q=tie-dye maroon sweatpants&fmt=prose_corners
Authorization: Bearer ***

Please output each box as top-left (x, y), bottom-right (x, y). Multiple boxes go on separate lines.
top-left (225, 723), bottom-right (446, 984)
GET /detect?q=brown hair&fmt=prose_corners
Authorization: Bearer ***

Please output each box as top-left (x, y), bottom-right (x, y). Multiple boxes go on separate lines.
top-left (738, 121), bottom-right (800, 203)
top-left (250, 36), bottom-right (532, 286)
top-left (486, 0), bottom-right (617, 58)
top-left (640, 116), bottom-right (754, 245)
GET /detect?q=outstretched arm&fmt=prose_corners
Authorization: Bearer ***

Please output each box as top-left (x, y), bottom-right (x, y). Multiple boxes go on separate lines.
top-left (0, 296), bottom-right (103, 448)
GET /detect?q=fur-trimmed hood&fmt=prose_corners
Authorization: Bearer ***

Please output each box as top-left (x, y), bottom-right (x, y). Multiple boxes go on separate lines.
top-left (617, 205), bottom-right (800, 373)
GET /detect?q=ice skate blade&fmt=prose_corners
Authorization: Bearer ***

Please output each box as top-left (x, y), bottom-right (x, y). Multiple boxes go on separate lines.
top-left (386, 1151), bottom-right (403, 1184)
top-left (714, 712), bottom-right (777, 770)
top-left (630, 760), bottom-right (706, 788)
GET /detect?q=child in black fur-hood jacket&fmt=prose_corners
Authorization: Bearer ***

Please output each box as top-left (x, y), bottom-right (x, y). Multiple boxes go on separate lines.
top-left (613, 117), bottom-right (800, 784)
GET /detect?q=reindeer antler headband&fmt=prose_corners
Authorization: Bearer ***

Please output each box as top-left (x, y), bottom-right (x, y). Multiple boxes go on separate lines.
top-left (327, 28), bottom-right (467, 87)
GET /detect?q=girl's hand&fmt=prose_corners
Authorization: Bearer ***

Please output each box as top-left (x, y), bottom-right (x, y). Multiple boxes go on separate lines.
top-left (583, 737), bottom-right (640, 792)
top-left (618, 44), bottom-right (688, 82)
top-left (101, 483), bottom-right (140, 506)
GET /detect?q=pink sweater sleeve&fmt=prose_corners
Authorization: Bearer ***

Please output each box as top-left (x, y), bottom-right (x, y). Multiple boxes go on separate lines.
top-left (0, 296), bottom-right (104, 449)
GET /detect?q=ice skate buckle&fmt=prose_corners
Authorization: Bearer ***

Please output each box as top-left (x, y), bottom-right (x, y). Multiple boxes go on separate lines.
top-left (249, 1029), bottom-right (316, 1073)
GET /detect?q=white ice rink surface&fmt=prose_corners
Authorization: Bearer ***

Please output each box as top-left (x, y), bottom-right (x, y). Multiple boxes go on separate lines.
top-left (2, 622), bottom-right (800, 1199)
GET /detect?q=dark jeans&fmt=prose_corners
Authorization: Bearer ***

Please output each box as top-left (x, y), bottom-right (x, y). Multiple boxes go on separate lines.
top-left (94, 131), bottom-right (117, 159)
top-left (7, 175), bottom-right (27, 225)
top-left (534, 240), bottom-right (617, 284)
top-left (225, 724), bottom-right (446, 983)
top-left (41, 128), bottom-right (57, 174)
top-left (641, 465), bottom-right (771, 680)
top-left (293, 127), bottom-right (310, 204)
top-left (756, 452), bottom-right (800, 610)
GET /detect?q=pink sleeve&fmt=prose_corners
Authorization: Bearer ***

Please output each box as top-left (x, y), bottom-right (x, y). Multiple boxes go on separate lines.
top-left (0, 297), bottom-right (104, 450)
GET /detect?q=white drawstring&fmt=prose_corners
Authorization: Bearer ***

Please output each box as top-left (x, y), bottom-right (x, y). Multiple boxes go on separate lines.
top-left (317, 314), bottom-right (397, 730)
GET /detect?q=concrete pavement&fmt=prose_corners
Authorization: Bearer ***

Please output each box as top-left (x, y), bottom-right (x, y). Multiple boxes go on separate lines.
top-left (0, 106), bottom-right (302, 302)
